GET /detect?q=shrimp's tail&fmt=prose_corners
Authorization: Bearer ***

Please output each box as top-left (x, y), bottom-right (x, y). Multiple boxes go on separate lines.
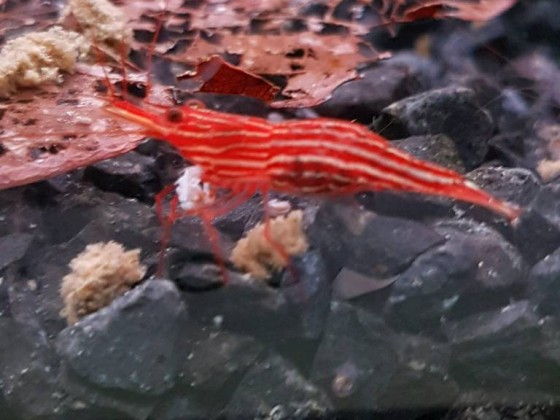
top-left (438, 179), bottom-right (522, 226)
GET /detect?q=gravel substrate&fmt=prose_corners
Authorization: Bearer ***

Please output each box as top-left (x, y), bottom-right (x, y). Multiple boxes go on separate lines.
top-left (2, 1), bottom-right (560, 419)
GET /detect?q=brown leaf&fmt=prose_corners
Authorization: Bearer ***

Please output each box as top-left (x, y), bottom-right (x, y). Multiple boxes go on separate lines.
top-left (388, 0), bottom-right (518, 23)
top-left (183, 32), bottom-right (387, 108)
top-left (122, 0), bottom-right (515, 107)
top-left (0, 0), bottom-right (59, 40)
top-left (0, 67), bottom-right (148, 190)
top-left (118, 0), bottom-right (390, 107)
top-left (180, 56), bottom-right (279, 103)
top-left (437, 0), bottom-right (517, 21)
top-left (3, 0), bottom-right (517, 110)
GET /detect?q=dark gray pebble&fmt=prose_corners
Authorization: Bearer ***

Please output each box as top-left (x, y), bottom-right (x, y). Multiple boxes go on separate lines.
top-left (446, 301), bottom-right (560, 396)
top-left (384, 220), bottom-right (526, 334)
top-left (310, 302), bottom-right (397, 410)
top-left (308, 203), bottom-right (444, 279)
top-left (380, 86), bottom-right (494, 169)
top-left (184, 249), bottom-right (332, 344)
top-left (528, 247), bottom-right (560, 316)
top-left (316, 58), bottom-right (434, 123)
top-left (392, 134), bottom-right (466, 174)
top-left (225, 351), bottom-right (332, 418)
top-left (84, 151), bottom-right (161, 203)
top-left (56, 279), bottom-right (187, 396)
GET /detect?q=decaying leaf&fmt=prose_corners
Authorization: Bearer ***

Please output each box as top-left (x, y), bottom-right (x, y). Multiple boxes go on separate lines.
top-left (129, 0), bottom-right (389, 107)
top-left (396, 0), bottom-right (518, 22)
top-left (1, 0), bottom-right (518, 109)
top-left (116, 0), bottom-right (516, 107)
top-left (0, 0), bottom-right (59, 40)
top-left (180, 55), bottom-right (279, 103)
top-left (0, 65), bottom-right (152, 190)
top-left (190, 33), bottom-right (391, 108)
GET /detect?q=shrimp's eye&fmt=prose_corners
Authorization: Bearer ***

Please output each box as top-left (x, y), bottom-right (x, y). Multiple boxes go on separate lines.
top-left (166, 108), bottom-right (183, 123)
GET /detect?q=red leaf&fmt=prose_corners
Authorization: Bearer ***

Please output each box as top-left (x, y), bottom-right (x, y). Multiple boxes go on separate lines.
top-left (402, 0), bottom-right (518, 22)
top-left (404, 5), bottom-right (445, 21)
top-left (0, 66), bottom-right (156, 190)
top-left (180, 56), bottom-right (279, 103)
top-left (121, 0), bottom-right (389, 108)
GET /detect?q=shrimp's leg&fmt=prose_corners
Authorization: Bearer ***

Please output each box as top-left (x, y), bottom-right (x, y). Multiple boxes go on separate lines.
top-left (156, 181), bottom-right (302, 284)
top-left (191, 187), bottom-right (256, 284)
top-left (155, 184), bottom-right (180, 277)
top-left (156, 184), bottom-right (257, 283)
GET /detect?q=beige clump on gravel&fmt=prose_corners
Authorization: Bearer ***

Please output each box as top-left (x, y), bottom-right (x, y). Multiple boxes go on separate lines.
top-left (231, 210), bottom-right (309, 280)
top-left (0, 0), bottom-right (132, 97)
top-left (63, 0), bottom-right (132, 47)
top-left (537, 158), bottom-right (560, 181)
top-left (0, 26), bottom-right (89, 97)
top-left (60, 241), bottom-right (146, 324)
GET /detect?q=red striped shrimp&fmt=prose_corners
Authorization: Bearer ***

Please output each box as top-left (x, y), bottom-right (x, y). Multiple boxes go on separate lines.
top-left (105, 98), bottom-right (521, 221)
top-left (103, 96), bottom-right (522, 279)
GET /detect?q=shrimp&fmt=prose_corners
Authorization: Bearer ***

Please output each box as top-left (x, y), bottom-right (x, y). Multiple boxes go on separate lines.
top-left (102, 94), bottom-right (522, 280)
top-left (104, 97), bottom-right (522, 223)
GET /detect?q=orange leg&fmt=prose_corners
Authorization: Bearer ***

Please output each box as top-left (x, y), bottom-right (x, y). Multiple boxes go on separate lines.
top-left (155, 183), bottom-right (257, 283)
top-left (154, 184), bottom-right (180, 277)
top-left (192, 188), bottom-right (256, 284)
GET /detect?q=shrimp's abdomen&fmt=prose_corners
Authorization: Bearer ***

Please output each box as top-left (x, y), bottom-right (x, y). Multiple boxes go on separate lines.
top-left (266, 118), bottom-right (455, 193)
top-left (266, 118), bottom-right (521, 222)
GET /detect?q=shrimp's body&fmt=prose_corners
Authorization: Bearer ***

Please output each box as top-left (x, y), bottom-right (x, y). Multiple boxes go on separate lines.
top-left (105, 98), bottom-right (522, 223)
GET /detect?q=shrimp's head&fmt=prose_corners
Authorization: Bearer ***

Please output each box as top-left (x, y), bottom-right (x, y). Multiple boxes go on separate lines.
top-left (102, 93), bottom-right (212, 151)
top-left (102, 97), bottom-right (183, 139)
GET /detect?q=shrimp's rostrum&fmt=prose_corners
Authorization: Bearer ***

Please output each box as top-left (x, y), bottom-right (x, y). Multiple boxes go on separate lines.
top-left (104, 98), bottom-right (522, 224)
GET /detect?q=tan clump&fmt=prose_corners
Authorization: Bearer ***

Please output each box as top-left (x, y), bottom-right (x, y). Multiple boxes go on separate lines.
top-left (537, 159), bottom-right (560, 182)
top-left (0, 26), bottom-right (89, 97)
top-left (61, 241), bottom-right (146, 324)
top-left (231, 210), bottom-right (309, 280)
top-left (63, 0), bottom-right (132, 48)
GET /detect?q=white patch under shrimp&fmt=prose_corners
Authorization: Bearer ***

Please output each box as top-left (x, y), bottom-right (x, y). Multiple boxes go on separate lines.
top-left (175, 166), bottom-right (212, 210)
top-left (266, 198), bottom-right (292, 217)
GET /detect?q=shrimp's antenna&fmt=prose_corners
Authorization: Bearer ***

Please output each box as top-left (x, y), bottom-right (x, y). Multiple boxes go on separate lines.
top-left (87, 22), bottom-right (117, 102)
top-left (92, 42), bottom-right (116, 100)
top-left (145, 0), bottom-right (169, 103)
top-left (118, 38), bottom-right (130, 102)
